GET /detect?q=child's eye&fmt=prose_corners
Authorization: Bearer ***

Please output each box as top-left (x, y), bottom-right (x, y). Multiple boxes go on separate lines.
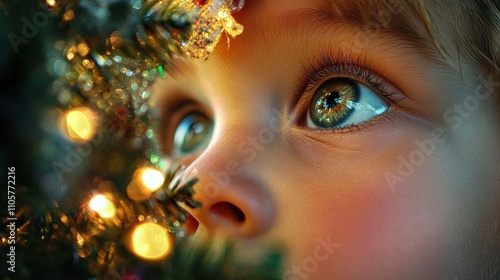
top-left (306, 78), bottom-right (389, 129)
top-left (172, 112), bottom-right (213, 155)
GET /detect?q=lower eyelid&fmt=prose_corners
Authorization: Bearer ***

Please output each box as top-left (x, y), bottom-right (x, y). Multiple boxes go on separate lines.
top-left (292, 126), bottom-right (363, 152)
top-left (299, 107), bottom-right (396, 134)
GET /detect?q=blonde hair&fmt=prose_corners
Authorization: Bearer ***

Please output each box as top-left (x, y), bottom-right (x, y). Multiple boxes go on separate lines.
top-left (327, 0), bottom-right (500, 101)
top-left (420, 0), bottom-right (500, 84)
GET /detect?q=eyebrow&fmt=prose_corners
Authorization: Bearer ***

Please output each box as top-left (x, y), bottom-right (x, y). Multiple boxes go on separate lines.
top-left (273, 0), bottom-right (450, 68)
top-left (164, 58), bottom-right (195, 78)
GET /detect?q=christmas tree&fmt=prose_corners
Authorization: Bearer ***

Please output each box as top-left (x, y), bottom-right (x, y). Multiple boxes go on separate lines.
top-left (0, 0), bottom-right (282, 279)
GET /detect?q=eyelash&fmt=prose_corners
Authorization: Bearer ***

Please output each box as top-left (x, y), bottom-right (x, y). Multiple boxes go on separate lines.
top-left (295, 52), bottom-right (404, 130)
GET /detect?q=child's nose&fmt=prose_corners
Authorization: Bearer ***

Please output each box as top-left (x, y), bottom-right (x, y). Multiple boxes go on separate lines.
top-left (182, 138), bottom-right (275, 238)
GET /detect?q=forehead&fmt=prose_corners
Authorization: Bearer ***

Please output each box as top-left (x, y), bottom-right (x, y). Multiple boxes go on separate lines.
top-left (160, 0), bottom-right (454, 97)
top-left (231, 0), bottom-right (446, 67)
top-left (157, 0), bottom-right (460, 108)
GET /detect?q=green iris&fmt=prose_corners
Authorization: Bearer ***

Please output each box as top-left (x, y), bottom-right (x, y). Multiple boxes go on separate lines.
top-left (173, 112), bottom-right (213, 154)
top-left (309, 78), bottom-right (360, 128)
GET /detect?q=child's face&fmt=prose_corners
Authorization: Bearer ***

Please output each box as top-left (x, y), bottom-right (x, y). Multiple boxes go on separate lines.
top-left (152, 0), bottom-right (500, 278)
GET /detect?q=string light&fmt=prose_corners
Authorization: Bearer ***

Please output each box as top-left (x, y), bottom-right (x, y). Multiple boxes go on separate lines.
top-left (58, 107), bottom-right (96, 142)
top-left (46, 0), bottom-right (56, 8)
top-left (32, 0), bottom-right (240, 276)
top-left (141, 168), bottom-right (165, 191)
top-left (89, 195), bottom-right (116, 218)
top-left (127, 167), bottom-right (165, 201)
top-left (131, 222), bottom-right (172, 260)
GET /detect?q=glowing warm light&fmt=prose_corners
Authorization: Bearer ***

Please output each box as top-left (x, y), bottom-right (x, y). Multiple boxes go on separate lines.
top-left (66, 52), bottom-right (75, 60)
top-left (76, 233), bottom-right (85, 246)
top-left (60, 215), bottom-right (68, 224)
top-left (63, 10), bottom-right (74, 21)
top-left (140, 168), bottom-right (165, 191)
top-left (65, 46), bottom-right (76, 60)
top-left (217, 10), bottom-right (229, 18)
top-left (77, 43), bottom-right (90, 56)
top-left (46, 0), bottom-right (56, 7)
top-left (131, 223), bottom-right (171, 260)
top-left (89, 195), bottom-right (116, 218)
top-left (66, 110), bottom-right (91, 138)
top-left (127, 167), bottom-right (165, 201)
top-left (59, 107), bottom-right (96, 142)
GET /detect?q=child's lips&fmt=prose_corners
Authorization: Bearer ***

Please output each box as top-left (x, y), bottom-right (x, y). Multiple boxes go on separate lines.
top-left (185, 213), bottom-right (199, 235)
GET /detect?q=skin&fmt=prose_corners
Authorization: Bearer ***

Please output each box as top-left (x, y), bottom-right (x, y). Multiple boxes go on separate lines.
top-left (152, 0), bottom-right (500, 279)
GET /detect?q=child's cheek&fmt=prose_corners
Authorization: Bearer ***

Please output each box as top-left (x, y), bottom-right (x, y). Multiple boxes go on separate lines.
top-left (281, 125), bottom-right (457, 278)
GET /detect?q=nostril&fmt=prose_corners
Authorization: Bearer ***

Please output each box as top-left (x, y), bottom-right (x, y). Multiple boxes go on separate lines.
top-left (210, 201), bottom-right (246, 223)
top-left (185, 213), bottom-right (199, 235)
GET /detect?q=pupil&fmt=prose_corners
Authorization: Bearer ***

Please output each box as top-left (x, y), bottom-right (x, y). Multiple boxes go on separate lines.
top-left (325, 91), bottom-right (340, 108)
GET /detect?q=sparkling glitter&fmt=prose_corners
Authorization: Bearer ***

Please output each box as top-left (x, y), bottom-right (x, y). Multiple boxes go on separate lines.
top-left (226, 0), bottom-right (244, 12)
top-left (51, 0), bottom-right (244, 145)
top-left (83, 80), bottom-right (93, 91)
top-left (141, 90), bottom-right (150, 100)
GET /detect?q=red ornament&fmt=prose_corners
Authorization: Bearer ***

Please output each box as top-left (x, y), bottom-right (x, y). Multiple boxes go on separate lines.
top-left (193, 0), bottom-right (205, 5)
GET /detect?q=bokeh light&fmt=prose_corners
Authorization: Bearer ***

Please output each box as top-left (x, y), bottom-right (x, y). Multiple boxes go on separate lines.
top-left (89, 195), bottom-right (116, 218)
top-left (140, 168), bottom-right (165, 191)
top-left (131, 222), bottom-right (172, 260)
top-left (58, 107), bottom-right (96, 142)
top-left (46, 0), bottom-right (56, 7)
top-left (127, 167), bottom-right (165, 201)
